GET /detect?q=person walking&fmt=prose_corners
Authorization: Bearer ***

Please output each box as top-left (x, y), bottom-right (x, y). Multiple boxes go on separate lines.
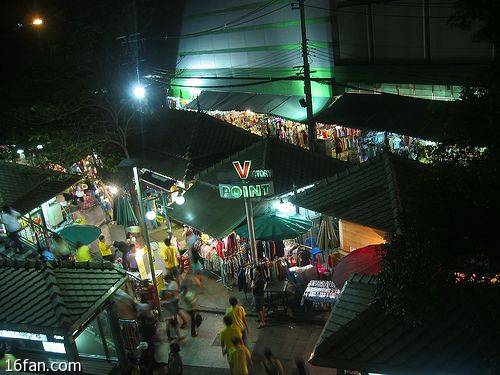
top-left (220, 315), bottom-right (242, 360)
top-left (167, 342), bottom-right (183, 375)
top-left (98, 235), bottom-right (114, 262)
top-left (263, 348), bottom-right (285, 375)
top-left (113, 240), bottom-right (131, 270)
top-left (0, 205), bottom-right (23, 252)
top-left (179, 285), bottom-right (198, 337)
top-left (75, 241), bottom-right (92, 262)
top-left (252, 266), bottom-right (267, 328)
top-left (228, 337), bottom-right (253, 375)
top-left (226, 297), bottom-right (249, 345)
top-left (160, 237), bottom-right (180, 282)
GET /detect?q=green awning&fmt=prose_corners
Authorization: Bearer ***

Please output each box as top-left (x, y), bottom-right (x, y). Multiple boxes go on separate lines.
top-left (185, 91), bottom-right (332, 122)
top-left (171, 182), bottom-right (249, 239)
top-left (235, 213), bottom-right (312, 241)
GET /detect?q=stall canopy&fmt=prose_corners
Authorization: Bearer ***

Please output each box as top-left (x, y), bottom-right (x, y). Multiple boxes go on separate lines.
top-left (235, 213), bottom-right (312, 241)
top-left (170, 182), bottom-right (249, 239)
top-left (127, 109), bottom-right (260, 180)
top-left (197, 138), bottom-right (348, 195)
top-left (315, 93), bottom-right (458, 142)
top-left (331, 245), bottom-right (384, 288)
top-left (310, 274), bottom-right (498, 374)
top-left (291, 152), bottom-right (429, 233)
top-left (0, 260), bottom-right (128, 336)
top-left (56, 224), bottom-right (101, 246)
top-left (0, 161), bottom-right (80, 214)
top-left (186, 91), bottom-right (332, 122)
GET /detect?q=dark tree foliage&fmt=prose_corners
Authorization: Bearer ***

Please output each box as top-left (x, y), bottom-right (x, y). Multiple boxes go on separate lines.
top-left (377, 1), bottom-right (500, 370)
top-left (0, 0), bottom-right (182, 170)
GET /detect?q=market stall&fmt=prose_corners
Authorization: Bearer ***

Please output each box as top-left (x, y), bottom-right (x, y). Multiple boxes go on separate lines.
top-left (301, 280), bottom-right (340, 306)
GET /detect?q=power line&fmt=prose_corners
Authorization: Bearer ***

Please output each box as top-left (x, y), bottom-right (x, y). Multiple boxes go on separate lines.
top-left (305, 4), bottom-right (454, 19)
top-left (165, 0), bottom-right (285, 39)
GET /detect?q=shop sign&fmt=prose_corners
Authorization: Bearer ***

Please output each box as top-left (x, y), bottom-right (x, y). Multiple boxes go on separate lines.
top-left (217, 160), bottom-right (273, 183)
top-left (219, 182), bottom-right (274, 199)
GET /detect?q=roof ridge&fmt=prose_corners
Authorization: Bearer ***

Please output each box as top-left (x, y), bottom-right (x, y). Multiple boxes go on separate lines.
top-left (382, 152), bottom-right (403, 233)
top-left (40, 262), bottom-right (73, 328)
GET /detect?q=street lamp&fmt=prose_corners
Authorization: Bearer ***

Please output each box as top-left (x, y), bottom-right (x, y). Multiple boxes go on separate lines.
top-left (32, 17), bottom-right (43, 26)
top-left (174, 195), bottom-right (185, 206)
top-left (132, 84), bottom-right (146, 100)
top-left (145, 210), bottom-right (157, 221)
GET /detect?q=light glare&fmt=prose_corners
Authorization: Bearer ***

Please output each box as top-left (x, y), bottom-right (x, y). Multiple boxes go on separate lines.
top-left (133, 85), bottom-right (146, 99)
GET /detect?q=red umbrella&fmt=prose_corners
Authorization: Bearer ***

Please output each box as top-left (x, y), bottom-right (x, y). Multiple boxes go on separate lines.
top-left (332, 244), bottom-right (385, 288)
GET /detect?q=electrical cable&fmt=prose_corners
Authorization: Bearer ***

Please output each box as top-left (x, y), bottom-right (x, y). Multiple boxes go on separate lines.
top-left (305, 4), bottom-right (454, 19)
top-left (164, 0), bottom-right (285, 39)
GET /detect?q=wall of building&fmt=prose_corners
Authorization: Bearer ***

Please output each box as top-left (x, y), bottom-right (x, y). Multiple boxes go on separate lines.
top-left (169, 0), bottom-right (492, 100)
top-left (339, 219), bottom-right (386, 252)
top-left (171, 0), bottom-right (335, 99)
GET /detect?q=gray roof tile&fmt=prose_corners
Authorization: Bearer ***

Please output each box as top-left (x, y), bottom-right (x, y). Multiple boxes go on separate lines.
top-left (0, 161), bottom-right (80, 214)
top-left (310, 275), bottom-right (497, 374)
top-left (0, 260), bottom-right (127, 333)
top-left (292, 153), bottom-right (429, 232)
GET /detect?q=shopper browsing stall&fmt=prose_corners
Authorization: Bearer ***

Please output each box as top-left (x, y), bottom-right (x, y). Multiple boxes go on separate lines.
top-left (98, 235), bottom-right (114, 261)
top-left (252, 266), bottom-right (267, 328)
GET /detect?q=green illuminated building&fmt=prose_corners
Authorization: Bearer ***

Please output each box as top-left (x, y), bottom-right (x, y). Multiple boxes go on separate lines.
top-left (169, 0), bottom-right (493, 120)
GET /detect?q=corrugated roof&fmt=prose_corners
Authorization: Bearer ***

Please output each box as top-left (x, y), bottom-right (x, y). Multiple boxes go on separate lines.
top-left (315, 93), bottom-right (458, 142)
top-left (0, 260), bottom-right (128, 335)
top-left (291, 153), bottom-right (427, 232)
top-left (198, 138), bottom-right (348, 195)
top-left (127, 109), bottom-right (260, 179)
top-left (310, 275), bottom-right (498, 375)
top-left (0, 161), bottom-right (80, 214)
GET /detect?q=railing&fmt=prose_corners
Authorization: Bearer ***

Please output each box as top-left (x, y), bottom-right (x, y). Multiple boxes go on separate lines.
top-left (18, 216), bottom-right (77, 253)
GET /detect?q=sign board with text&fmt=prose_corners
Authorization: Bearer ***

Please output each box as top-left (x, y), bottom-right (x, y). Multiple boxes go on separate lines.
top-left (219, 182), bottom-right (274, 199)
top-left (218, 160), bottom-right (274, 199)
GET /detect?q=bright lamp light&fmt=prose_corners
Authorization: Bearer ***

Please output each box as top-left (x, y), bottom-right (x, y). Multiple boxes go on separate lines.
top-left (132, 84), bottom-right (146, 100)
top-left (276, 200), bottom-right (295, 214)
top-left (174, 195), bottom-right (185, 206)
top-left (108, 185), bottom-right (118, 195)
top-left (32, 18), bottom-right (43, 26)
top-left (145, 210), bottom-right (157, 221)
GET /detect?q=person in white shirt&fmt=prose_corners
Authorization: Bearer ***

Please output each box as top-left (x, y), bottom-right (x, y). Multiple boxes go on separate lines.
top-left (1, 205), bottom-right (23, 251)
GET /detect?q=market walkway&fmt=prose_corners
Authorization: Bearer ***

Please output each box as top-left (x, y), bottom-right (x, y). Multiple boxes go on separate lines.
top-left (100, 222), bottom-right (335, 374)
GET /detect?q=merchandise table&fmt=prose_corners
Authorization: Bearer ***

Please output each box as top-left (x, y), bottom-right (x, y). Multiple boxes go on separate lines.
top-left (300, 280), bottom-right (340, 306)
top-left (264, 280), bottom-right (289, 313)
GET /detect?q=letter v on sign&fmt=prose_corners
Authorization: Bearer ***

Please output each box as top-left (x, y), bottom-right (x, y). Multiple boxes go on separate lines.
top-left (232, 160), bottom-right (252, 180)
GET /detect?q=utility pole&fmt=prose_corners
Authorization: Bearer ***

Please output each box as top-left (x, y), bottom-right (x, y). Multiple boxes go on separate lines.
top-left (298, 0), bottom-right (316, 152)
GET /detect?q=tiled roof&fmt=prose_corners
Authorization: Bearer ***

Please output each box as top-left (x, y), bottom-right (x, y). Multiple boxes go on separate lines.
top-left (291, 153), bottom-right (428, 232)
top-left (310, 275), bottom-right (498, 375)
top-left (0, 161), bottom-right (80, 214)
top-left (127, 109), bottom-right (260, 179)
top-left (198, 138), bottom-right (348, 195)
top-left (0, 260), bottom-right (128, 334)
